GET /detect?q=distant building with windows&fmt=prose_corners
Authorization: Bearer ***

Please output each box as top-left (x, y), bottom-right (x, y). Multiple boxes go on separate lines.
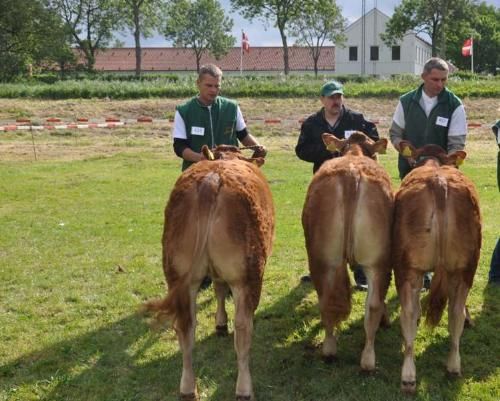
top-left (335, 8), bottom-right (432, 76)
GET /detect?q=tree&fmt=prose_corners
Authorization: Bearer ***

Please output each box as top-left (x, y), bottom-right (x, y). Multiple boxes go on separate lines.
top-left (49, 0), bottom-right (123, 71)
top-left (287, 0), bottom-right (346, 77)
top-left (0, 0), bottom-right (72, 81)
top-left (230, 0), bottom-right (304, 75)
top-left (163, 0), bottom-right (235, 72)
top-left (381, 0), bottom-right (473, 59)
top-left (446, 2), bottom-right (499, 74)
top-left (119, 0), bottom-right (168, 77)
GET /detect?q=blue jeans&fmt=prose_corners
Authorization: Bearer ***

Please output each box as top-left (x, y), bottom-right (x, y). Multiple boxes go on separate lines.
top-left (489, 239), bottom-right (500, 283)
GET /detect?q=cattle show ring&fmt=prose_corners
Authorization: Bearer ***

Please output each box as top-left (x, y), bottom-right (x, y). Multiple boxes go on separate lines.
top-left (1, 96), bottom-right (498, 401)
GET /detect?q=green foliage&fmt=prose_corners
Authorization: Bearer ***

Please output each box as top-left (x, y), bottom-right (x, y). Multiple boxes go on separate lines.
top-left (0, 0), bottom-right (72, 81)
top-left (164, 0), bottom-right (235, 71)
top-left (287, 0), bottom-right (347, 77)
top-left (0, 74), bottom-right (498, 99)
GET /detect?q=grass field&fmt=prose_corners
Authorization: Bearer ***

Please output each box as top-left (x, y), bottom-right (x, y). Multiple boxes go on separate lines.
top-left (0, 98), bottom-right (499, 401)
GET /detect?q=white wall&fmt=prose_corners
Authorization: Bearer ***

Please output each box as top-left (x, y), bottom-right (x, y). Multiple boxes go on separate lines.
top-left (335, 9), bottom-right (432, 76)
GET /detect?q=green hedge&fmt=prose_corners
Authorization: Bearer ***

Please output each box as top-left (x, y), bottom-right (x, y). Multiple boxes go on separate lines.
top-left (0, 74), bottom-right (498, 99)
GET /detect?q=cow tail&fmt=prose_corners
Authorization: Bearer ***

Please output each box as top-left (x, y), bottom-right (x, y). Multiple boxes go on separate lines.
top-left (142, 275), bottom-right (192, 333)
top-left (425, 176), bottom-right (448, 327)
top-left (330, 262), bottom-right (353, 327)
top-left (424, 266), bottom-right (448, 327)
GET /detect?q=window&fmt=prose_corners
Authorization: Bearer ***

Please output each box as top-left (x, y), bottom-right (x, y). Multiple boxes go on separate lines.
top-left (370, 46), bottom-right (379, 61)
top-left (349, 46), bottom-right (358, 61)
top-left (392, 46), bottom-right (401, 60)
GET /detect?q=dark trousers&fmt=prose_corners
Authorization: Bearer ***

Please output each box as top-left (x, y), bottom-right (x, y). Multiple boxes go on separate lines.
top-left (489, 239), bottom-right (500, 283)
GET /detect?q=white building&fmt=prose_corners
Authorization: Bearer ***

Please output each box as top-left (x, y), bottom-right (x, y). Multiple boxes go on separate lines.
top-left (335, 8), bottom-right (432, 76)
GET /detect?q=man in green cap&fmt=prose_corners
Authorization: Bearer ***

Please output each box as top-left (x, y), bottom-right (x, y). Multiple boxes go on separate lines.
top-left (295, 80), bottom-right (379, 289)
top-left (296, 80), bottom-right (379, 173)
top-left (488, 120), bottom-right (500, 285)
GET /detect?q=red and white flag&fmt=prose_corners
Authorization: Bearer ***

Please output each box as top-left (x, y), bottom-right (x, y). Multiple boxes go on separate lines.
top-left (462, 38), bottom-right (473, 57)
top-left (242, 31), bottom-right (250, 53)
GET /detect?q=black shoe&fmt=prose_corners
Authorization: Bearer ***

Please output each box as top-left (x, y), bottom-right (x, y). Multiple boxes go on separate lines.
top-left (199, 276), bottom-right (212, 291)
top-left (300, 275), bottom-right (312, 283)
top-left (353, 266), bottom-right (368, 291)
top-left (422, 273), bottom-right (432, 291)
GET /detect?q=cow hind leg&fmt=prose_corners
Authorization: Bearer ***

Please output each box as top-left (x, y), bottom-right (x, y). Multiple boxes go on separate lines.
top-left (399, 269), bottom-right (424, 394)
top-left (360, 268), bottom-right (387, 372)
top-left (231, 286), bottom-right (254, 400)
top-left (177, 284), bottom-right (199, 400)
top-left (446, 275), bottom-right (470, 376)
top-left (315, 262), bottom-right (351, 361)
top-left (214, 279), bottom-right (230, 336)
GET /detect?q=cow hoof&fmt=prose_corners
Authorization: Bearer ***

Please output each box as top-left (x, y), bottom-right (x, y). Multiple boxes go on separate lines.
top-left (446, 370), bottom-right (462, 379)
top-left (401, 380), bottom-right (416, 394)
top-left (216, 324), bottom-right (229, 336)
top-left (179, 392), bottom-right (199, 401)
top-left (322, 354), bottom-right (338, 364)
top-left (235, 395), bottom-right (252, 401)
top-left (360, 367), bottom-right (376, 376)
top-left (464, 316), bottom-right (474, 329)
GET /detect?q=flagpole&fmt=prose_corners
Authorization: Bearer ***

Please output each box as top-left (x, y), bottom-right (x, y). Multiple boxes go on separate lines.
top-left (471, 37), bottom-right (474, 74)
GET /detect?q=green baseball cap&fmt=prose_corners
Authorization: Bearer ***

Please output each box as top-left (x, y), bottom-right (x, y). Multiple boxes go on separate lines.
top-left (321, 80), bottom-right (344, 97)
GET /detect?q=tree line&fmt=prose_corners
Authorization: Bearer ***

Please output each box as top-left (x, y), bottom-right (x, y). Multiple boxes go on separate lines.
top-left (0, 0), bottom-right (498, 82)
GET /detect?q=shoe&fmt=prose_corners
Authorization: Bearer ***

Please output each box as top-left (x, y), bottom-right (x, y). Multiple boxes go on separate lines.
top-left (353, 266), bottom-right (368, 291)
top-left (199, 276), bottom-right (212, 291)
top-left (422, 273), bottom-right (432, 291)
top-left (300, 275), bottom-right (312, 283)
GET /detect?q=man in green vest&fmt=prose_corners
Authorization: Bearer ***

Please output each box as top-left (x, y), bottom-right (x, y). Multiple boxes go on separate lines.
top-left (389, 57), bottom-right (468, 290)
top-left (172, 64), bottom-right (266, 171)
top-left (389, 57), bottom-right (467, 179)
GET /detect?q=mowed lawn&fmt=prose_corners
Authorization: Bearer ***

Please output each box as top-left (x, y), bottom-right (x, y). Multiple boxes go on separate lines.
top-left (0, 100), bottom-right (499, 401)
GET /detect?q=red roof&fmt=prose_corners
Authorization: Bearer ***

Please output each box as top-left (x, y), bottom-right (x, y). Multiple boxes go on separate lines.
top-left (84, 47), bottom-right (335, 72)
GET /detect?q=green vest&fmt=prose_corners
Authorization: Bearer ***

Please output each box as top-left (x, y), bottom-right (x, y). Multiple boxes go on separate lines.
top-left (398, 84), bottom-right (462, 178)
top-left (176, 96), bottom-right (239, 170)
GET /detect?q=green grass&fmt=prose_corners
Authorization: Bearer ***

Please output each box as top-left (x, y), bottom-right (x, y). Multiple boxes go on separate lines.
top-left (0, 136), bottom-right (499, 401)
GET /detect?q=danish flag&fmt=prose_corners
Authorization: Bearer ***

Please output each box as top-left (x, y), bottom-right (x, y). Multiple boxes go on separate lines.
top-left (242, 31), bottom-right (250, 53)
top-left (462, 38), bottom-right (473, 57)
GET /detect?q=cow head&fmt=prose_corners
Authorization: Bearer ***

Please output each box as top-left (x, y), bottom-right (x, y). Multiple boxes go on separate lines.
top-left (322, 131), bottom-right (388, 159)
top-left (201, 145), bottom-right (265, 167)
top-left (397, 141), bottom-right (467, 168)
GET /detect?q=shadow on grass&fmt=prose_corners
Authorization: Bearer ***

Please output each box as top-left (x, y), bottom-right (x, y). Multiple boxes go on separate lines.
top-left (1, 281), bottom-right (498, 401)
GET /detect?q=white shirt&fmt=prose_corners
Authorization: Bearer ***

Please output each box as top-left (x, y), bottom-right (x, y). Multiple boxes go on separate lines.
top-left (392, 92), bottom-right (467, 138)
top-left (172, 105), bottom-right (246, 140)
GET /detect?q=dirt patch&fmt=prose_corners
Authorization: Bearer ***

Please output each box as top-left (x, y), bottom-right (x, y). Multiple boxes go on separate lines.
top-left (0, 98), bottom-right (496, 162)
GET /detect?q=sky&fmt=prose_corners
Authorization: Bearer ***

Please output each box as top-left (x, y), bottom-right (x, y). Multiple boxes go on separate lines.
top-left (118, 0), bottom-right (500, 48)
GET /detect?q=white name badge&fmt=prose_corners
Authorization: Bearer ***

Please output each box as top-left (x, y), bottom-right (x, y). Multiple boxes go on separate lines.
top-left (344, 130), bottom-right (355, 139)
top-left (436, 116), bottom-right (449, 127)
top-left (191, 126), bottom-right (205, 136)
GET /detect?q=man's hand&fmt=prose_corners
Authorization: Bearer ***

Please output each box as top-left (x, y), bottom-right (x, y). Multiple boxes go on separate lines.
top-left (252, 145), bottom-right (267, 158)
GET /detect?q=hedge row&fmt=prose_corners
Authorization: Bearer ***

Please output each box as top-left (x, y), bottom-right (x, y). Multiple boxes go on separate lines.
top-left (0, 75), bottom-right (498, 99)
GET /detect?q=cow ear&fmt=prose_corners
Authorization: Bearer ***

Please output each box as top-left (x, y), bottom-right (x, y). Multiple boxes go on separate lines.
top-left (372, 138), bottom-right (388, 154)
top-left (322, 133), bottom-right (344, 153)
top-left (201, 145), bottom-right (215, 161)
top-left (448, 150), bottom-right (467, 167)
top-left (399, 141), bottom-right (416, 158)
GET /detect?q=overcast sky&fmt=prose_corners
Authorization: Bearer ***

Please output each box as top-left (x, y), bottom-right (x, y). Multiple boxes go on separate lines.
top-left (118, 0), bottom-right (500, 47)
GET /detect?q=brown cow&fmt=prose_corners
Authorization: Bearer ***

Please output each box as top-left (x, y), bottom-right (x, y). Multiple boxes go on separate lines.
top-left (302, 132), bottom-right (393, 371)
top-left (393, 142), bottom-right (481, 393)
top-left (145, 145), bottom-right (274, 400)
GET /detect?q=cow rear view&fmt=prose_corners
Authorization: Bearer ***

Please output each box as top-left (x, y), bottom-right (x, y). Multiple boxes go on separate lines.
top-left (302, 132), bottom-right (393, 371)
top-left (146, 146), bottom-right (274, 400)
top-left (393, 142), bottom-right (481, 393)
